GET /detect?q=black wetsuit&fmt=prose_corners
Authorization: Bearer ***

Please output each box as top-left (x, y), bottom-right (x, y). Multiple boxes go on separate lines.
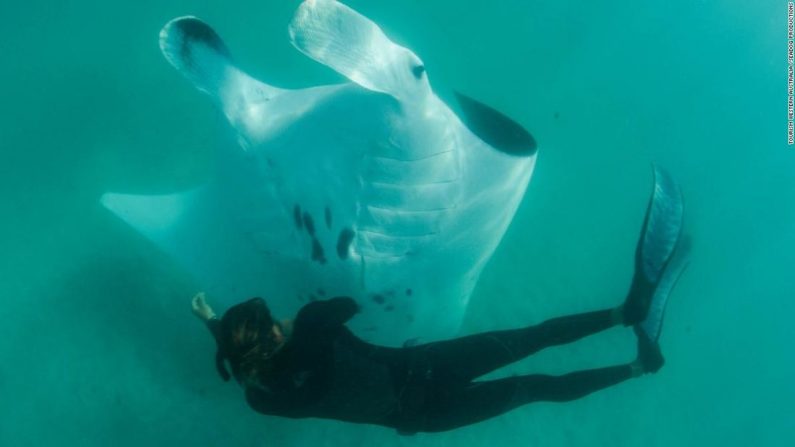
top-left (208, 297), bottom-right (633, 433)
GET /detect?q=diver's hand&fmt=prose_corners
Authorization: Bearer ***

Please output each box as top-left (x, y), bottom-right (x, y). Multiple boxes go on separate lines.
top-left (191, 292), bottom-right (216, 322)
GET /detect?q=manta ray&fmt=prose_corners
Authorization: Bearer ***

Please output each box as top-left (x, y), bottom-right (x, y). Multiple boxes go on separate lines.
top-left (102, 0), bottom-right (538, 346)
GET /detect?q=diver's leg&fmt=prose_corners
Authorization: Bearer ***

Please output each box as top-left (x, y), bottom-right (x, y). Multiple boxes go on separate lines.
top-left (411, 166), bottom-right (687, 383)
top-left (413, 308), bottom-right (622, 382)
top-left (420, 364), bottom-right (635, 433)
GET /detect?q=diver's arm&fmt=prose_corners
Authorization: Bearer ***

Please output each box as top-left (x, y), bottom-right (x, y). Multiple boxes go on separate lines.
top-left (191, 292), bottom-right (221, 341)
top-left (292, 297), bottom-right (360, 338)
top-left (245, 384), bottom-right (306, 418)
top-left (205, 317), bottom-right (222, 342)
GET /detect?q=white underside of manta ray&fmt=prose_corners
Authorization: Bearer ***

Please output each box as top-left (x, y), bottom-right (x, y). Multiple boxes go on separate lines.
top-left (102, 0), bottom-right (539, 346)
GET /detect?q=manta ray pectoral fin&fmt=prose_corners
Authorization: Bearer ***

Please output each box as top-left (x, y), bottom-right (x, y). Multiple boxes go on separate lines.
top-left (288, 0), bottom-right (431, 101)
top-left (454, 91), bottom-right (537, 156)
top-left (100, 189), bottom-right (204, 242)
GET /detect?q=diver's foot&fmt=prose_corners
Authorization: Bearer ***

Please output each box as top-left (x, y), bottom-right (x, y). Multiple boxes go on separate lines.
top-left (623, 274), bottom-right (654, 326)
top-left (633, 327), bottom-right (664, 375)
top-left (622, 166), bottom-right (684, 326)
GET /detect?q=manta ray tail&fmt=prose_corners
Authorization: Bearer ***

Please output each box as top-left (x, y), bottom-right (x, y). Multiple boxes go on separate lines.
top-left (160, 17), bottom-right (235, 96)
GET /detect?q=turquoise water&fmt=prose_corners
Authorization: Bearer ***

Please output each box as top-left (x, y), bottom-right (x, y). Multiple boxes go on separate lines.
top-left (0, 0), bottom-right (790, 445)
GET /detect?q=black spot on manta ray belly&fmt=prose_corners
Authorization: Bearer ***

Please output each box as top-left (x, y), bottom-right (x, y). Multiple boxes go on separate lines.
top-left (371, 294), bottom-right (385, 305)
top-left (336, 228), bottom-right (354, 260)
top-left (311, 238), bottom-right (326, 264)
top-left (293, 205), bottom-right (303, 230)
top-left (302, 212), bottom-right (315, 236)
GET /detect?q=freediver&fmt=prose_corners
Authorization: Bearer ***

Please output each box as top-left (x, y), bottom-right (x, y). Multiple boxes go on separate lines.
top-left (190, 169), bottom-right (689, 434)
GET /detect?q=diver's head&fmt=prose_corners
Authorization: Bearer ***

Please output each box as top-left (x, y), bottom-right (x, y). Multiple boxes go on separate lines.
top-left (215, 297), bottom-right (285, 383)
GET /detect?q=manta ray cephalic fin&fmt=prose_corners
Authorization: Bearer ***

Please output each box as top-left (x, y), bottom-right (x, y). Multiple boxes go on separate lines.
top-left (159, 16), bottom-right (237, 97)
top-left (159, 16), bottom-right (285, 135)
top-left (288, 0), bottom-right (431, 101)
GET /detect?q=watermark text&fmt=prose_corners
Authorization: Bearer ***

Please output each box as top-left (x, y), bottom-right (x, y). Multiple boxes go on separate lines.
top-left (788, 3), bottom-right (794, 144)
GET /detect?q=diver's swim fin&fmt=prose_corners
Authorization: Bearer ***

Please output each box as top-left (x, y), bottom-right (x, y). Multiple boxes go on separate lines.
top-left (623, 165), bottom-right (685, 325)
top-left (633, 235), bottom-right (690, 373)
top-left (635, 325), bottom-right (665, 373)
top-left (638, 237), bottom-right (690, 343)
top-left (626, 166), bottom-right (689, 374)
top-left (636, 166), bottom-right (685, 285)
